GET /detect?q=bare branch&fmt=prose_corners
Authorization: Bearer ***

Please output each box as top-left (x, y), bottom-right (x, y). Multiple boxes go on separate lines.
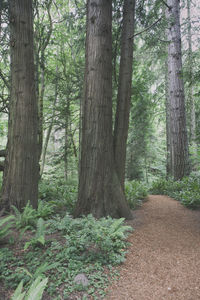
top-left (161, 0), bottom-right (171, 10)
top-left (0, 69), bottom-right (10, 89)
top-left (133, 17), bottom-right (162, 38)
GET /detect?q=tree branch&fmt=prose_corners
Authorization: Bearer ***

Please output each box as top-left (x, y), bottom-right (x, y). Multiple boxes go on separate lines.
top-left (132, 17), bottom-right (162, 38)
top-left (161, 0), bottom-right (171, 10)
top-left (0, 69), bottom-right (10, 89)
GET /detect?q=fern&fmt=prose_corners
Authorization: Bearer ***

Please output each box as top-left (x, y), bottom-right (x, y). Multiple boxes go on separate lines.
top-left (0, 215), bottom-right (15, 241)
top-left (12, 202), bottom-right (37, 230)
top-left (11, 276), bottom-right (48, 300)
top-left (24, 218), bottom-right (46, 250)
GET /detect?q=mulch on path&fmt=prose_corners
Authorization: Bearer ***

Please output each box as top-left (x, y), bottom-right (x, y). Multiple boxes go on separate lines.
top-left (106, 195), bottom-right (200, 300)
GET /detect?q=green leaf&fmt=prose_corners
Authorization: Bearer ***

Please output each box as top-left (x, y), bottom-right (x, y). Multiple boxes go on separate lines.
top-left (25, 277), bottom-right (48, 300)
top-left (11, 280), bottom-right (26, 300)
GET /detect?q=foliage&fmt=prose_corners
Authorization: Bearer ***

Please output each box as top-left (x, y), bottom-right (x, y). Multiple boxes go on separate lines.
top-left (0, 215), bottom-right (15, 241)
top-left (37, 200), bottom-right (55, 219)
top-left (24, 218), bottom-right (46, 250)
top-left (12, 202), bottom-right (38, 230)
top-left (150, 172), bottom-right (200, 209)
top-left (11, 276), bottom-right (48, 300)
top-left (125, 180), bottom-right (148, 209)
top-left (39, 177), bottom-right (78, 214)
top-left (0, 213), bottom-right (132, 299)
top-left (48, 214), bottom-right (132, 265)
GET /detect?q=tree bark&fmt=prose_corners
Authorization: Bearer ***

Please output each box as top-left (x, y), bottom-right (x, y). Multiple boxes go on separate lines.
top-left (113, 0), bottom-right (135, 189)
top-left (186, 0), bottom-right (197, 169)
top-left (64, 101), bottom-right (70, 181)
top-left (166, 0), bottom-right (190, 180)
top-left (1, 0), bottom-right (39, 211)
top-left (40, 66), bottom-right (58, 178)
top-left (74, 0), bottom-right (132, 219)
top-left (165, 59), bottom-right (172, 178)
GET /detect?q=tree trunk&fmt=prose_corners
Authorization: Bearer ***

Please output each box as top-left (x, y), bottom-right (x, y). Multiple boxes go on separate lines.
top-left (165, 60), bottom-right (172, 178)
top-left (166, 0), bottom-right (189, 180)
top-left (186, 0), bottom-right (197, 168)
top-left (64, 101), bottom-right (70, 181)
top-left (113, 0), bottom-right (135, 189)
top-left (74, 0), bottom-right (132, 219)
top-left (1, 0), bottom-right (39, 211)
top-left (35, 0), bottom-right (53, 162)
top-left (40, 66), bottom-right (58, 178)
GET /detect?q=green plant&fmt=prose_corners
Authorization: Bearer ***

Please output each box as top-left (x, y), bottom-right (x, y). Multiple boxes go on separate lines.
top-left (49, 214), bottom-right (132, 264)
top-left (125, 180), bottom-right (148, 209)
top-left (39, 178), bottom-right (78, 214)
top-left (150, 173), bottom-right (200, 209)
top-left (11, 276), bottom-right (48, 300)
top-left (24, 218), bottom-right (46, 250)
top-left (12, 202), bottom-right (37, 230)
top-left (36, 200), bottom-right (55, 219)
top-left (0, 215), bottom-right (15, 241)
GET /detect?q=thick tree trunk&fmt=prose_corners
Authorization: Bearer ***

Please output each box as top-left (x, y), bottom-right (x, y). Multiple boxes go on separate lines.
top-left (113, 0), bottom-right (135, 189)
top-left (1, 0), bottom-right (39, 211)
top-left (166, 0), bottom-right (189, 181)
top-left (74, 0), bottom-right (132, 219)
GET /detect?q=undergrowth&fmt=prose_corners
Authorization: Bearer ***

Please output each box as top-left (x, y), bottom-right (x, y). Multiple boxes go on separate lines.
top-left (150, 172), bottom-right (200, 209)
top-left (125, 180), bottom-right (148, 209)
top-left (0, 212), bottom-right (132, 299)
top-left (0, 177), bottom-right (149, 299)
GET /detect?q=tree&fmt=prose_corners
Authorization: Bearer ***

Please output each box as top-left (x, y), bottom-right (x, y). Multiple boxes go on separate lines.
top-left (1, 0), bottom-right (39, 211)
top-left (74, 0), bottom-right (132, 219)
top-left (166, 0), bottom-right (189, 180)
top-left (186, 0), bottom-right (197, 169)
top-left (113, 0), bottom-right (135, 189)
top-left (34, 0), bottom-right (53, 162)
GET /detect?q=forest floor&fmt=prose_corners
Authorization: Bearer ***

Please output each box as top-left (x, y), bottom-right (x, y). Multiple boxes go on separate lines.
top-left (106, 195), bottom-right (200, 300)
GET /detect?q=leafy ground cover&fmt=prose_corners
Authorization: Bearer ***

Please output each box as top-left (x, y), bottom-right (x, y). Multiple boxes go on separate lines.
top-left (0, 207), bottom-right (131, 299)
top-left (0, 179), bottom-right (148, 299)
top-left (150, 172), bottom-right (200, 209)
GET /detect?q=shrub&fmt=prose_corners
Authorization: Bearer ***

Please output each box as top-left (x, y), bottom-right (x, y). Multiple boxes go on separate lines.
top-left (125, 180), bottom-right (148, 209)
top-left (24, 218), bottom-right (46, 250)
top-left (39, 178), bottom-right (78, 213)
top-left (150, 173), bottom-right (200, 209)
top-left (12, 202), bottom-right (37, 230)
top-left (36, 200), bottom-right (55, 219)
top-left (48, 213), bottom-right (132, 265)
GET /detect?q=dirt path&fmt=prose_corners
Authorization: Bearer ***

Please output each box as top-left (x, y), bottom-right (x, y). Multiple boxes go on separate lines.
top-left (106, 195), bottom-right (200, 300)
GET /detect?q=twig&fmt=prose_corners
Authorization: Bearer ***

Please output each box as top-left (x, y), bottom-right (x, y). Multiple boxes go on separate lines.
top-left (0, 70), bottom-right (9, 89)
top-left (132, 17), bottom-right (162, 38)
top-left (161, 0), bottom-right (171, 10)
